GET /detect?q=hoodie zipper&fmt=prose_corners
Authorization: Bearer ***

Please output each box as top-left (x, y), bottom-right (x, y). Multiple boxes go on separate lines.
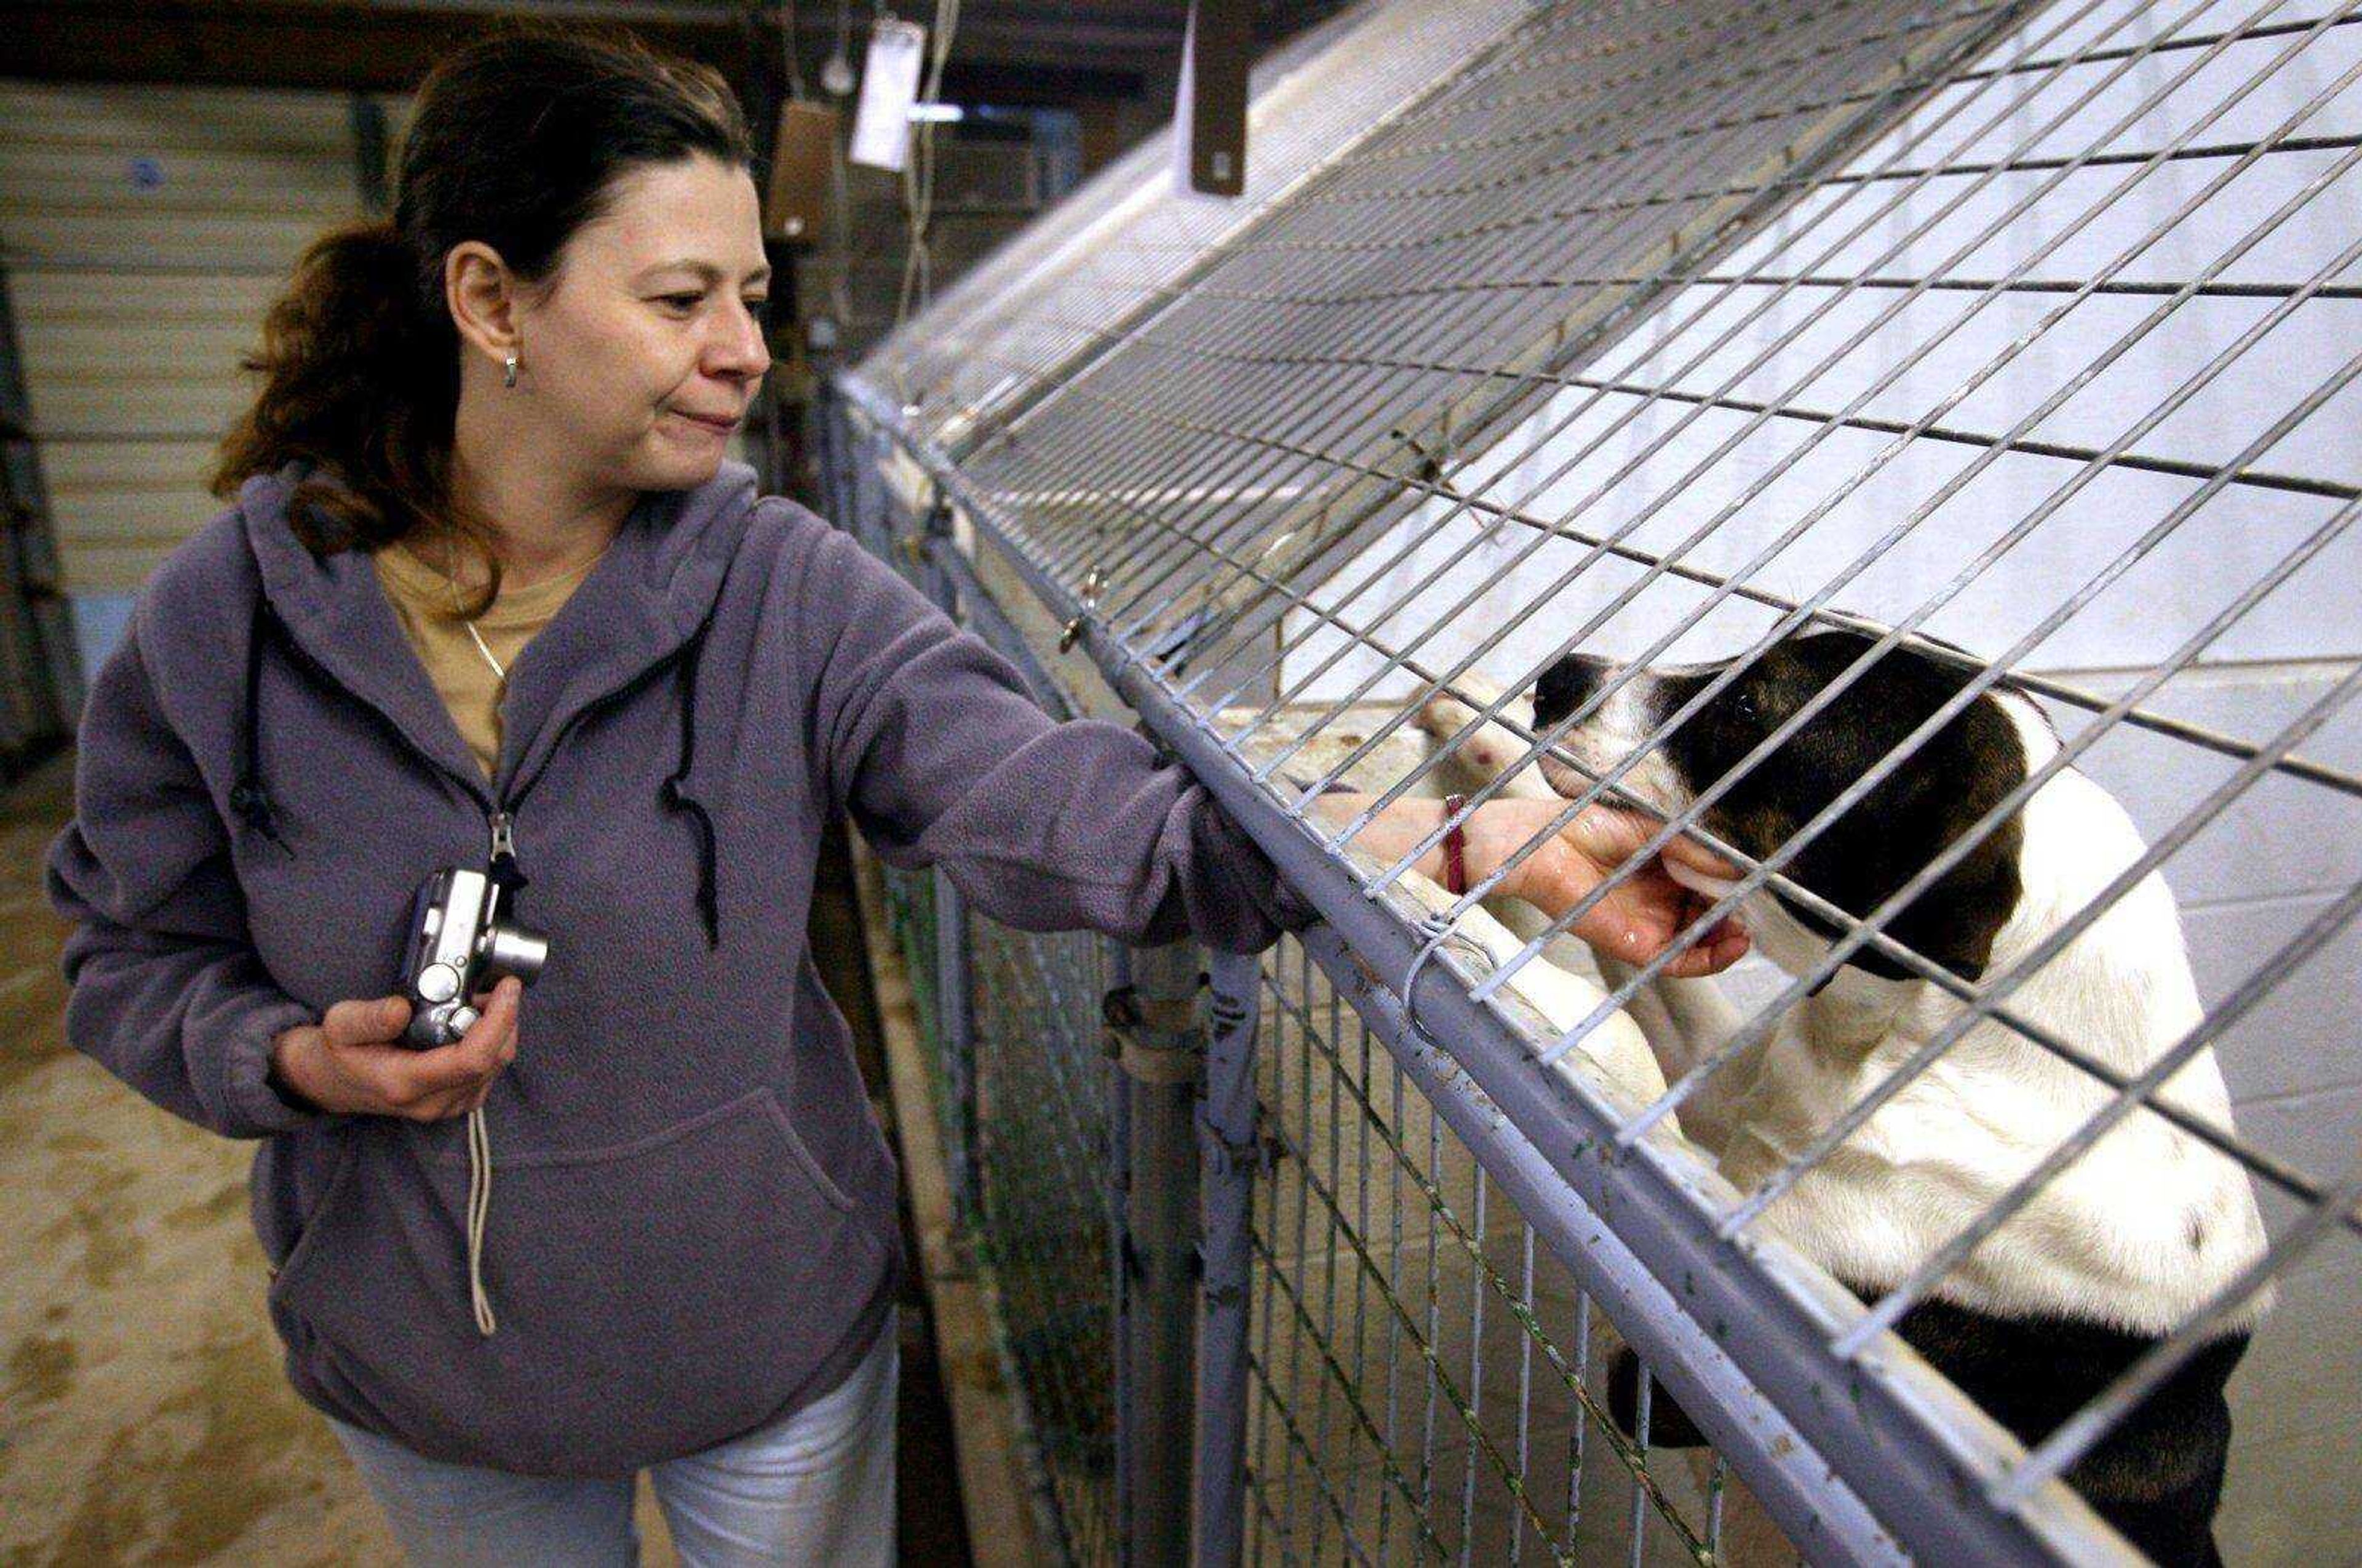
top-left (486, 810), bottom-right (522, 894)
top-left (477, 618), bottom-right (720, 894)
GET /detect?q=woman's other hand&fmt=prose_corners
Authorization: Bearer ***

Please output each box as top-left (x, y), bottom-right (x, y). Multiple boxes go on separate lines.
top-left (268, 979), bottom-right (523, 1120)
top-left (1469, 800), bottom-right (1751, 977)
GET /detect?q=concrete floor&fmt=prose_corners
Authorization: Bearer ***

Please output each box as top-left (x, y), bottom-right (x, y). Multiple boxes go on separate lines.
top-left (0, 754), bottom-right (402, 1564)
top-left (1, 755), bottom-right (968, 1566)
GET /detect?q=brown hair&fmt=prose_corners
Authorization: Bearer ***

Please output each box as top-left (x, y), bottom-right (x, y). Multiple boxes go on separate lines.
top-left (213, 26), bottom-right (752, 613)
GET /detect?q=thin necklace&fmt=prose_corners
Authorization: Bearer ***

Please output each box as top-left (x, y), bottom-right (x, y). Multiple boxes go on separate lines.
top-left (425, 551), bottom-right (506, 684)
top-left (463, 618), bottom-right (507, 683)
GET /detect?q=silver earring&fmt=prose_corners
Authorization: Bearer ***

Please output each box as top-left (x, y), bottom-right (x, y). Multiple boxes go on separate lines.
top-left (502, 352), bottom-right (519, 389)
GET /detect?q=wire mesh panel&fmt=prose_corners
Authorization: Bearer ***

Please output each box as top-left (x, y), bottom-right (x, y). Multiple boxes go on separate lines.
top-left (952, 0), bottom-right (2038, 664)
top-left (874, 858), bottom-right (1124, 1564)
top-left (840, 0), bottom-right (2362, 1561)
top-left (859, 0), bottom-right (1537, 455)
top-left (1244, 928), bottom-right (1743, 1567)
top-left (969, 914), bottom-right (1123, 1560)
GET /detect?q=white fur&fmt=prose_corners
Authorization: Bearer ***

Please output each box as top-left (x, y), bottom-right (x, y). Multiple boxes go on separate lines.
top-left (1414, 673), bottom-right (1560, 800)
top-left (1387, 862), bottom-right (1680, 1133)
top-left (1538, 673), bottom-right (1695, 812)
top-left (1561, 672), bottom-right (2271, 1336)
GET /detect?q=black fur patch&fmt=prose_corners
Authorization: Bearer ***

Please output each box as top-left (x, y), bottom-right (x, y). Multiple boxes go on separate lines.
top-left (1607, 1301), bottom-right (2246, 1567)
top-left (1534, 629), bottom-right (2028, 983)
top-left (1887, 1299), bottom-right (2246, 1568)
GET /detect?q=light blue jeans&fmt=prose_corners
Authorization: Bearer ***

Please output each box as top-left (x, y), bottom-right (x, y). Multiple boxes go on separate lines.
top-left (327, 1327), bottom-right (897, 1567)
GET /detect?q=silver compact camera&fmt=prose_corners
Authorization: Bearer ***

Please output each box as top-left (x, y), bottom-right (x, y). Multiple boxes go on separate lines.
top-left (398, 868), bottom-right (551, 1048)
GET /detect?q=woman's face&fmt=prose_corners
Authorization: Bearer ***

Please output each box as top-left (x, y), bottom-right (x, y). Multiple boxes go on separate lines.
top-left (512, 154), bottom-right (772, 495)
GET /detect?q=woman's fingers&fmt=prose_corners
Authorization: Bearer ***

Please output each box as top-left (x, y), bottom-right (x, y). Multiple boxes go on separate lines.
top-left (384, 978), bottom-right (522, 1118)
top-left (1655, 821), bottom-right (1744, 882)
top-left (1559, 861), bottom-right (1751, 977)
top-left (1657, 918), bottom-right (1751, 977)
top-left (322, 994), bottom-right (413, 1049)
top-left (1562, 802), bottom-right (1743, 883)
top-left (290, 982), bottom-right (522, 1120)
top-left (1560, 804), bottom-right (1659, 866)
top-left (1469, 800), bottom-right (1749, 974)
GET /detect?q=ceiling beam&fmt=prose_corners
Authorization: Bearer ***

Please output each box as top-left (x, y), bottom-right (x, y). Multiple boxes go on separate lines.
top-left (0, 1), bottom-right (1191, 95)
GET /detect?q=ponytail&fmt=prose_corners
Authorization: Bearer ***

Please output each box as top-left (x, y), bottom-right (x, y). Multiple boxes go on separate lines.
top-left (213, 218), bottom-right (468, 582)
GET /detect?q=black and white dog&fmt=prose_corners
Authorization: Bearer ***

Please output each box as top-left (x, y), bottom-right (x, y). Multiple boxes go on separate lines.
top-left (1523, 629), bottom-right (2270, 1568)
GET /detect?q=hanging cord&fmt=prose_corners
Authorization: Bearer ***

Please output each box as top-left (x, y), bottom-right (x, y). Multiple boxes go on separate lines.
top-left (660, 617), bottom-right (723, 950)
top-left (892, 0), bottom-right (963, 335)
top-left (464, 1097), bottom-right (496, 1335)
top-left (456, 607), bottom-right (508, 1337)
top-left (231, 601), bottom-right (288, 847)
top-left (779, 0), bottom-right (808, 100)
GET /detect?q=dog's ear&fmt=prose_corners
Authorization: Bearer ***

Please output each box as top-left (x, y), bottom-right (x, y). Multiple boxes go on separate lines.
top-left (1781, 809), bottom-right (2024, 984)
top-left (1708, 677), bottom-right (2028, 985)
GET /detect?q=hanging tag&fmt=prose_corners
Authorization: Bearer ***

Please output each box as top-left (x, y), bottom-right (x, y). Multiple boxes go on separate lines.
top-left (1173, 0), bottom-right (1251, 196)
top-left (849, 18), bottom-right (928, 172)
top-left (766, 99), bottom-right (842, 241)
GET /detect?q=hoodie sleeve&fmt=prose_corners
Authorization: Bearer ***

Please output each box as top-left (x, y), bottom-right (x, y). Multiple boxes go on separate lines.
top-left (44, 618), bottom-right (327, 1140)
top-left (802, 527), bottom-right (1318, 954)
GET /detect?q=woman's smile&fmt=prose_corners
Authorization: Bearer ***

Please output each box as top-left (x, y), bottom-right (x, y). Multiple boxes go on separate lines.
top-left (667, 406), bottom-right (741, 437)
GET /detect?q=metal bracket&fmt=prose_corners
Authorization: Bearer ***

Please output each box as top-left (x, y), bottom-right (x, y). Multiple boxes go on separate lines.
top-left (1116, 1041), bottom-right (1200, 1085)
top-left (1102, 982), bottom-right (1199, 1035)
top-left (1197, 1107), bottom-right (1264, 1182)
top-left (1059, 566), bottom-right (1103, 651)
top-left (1103, 982), bottom-right (1204, 1083)
top-left (1201, 1279), bottom-right (1246, 1309)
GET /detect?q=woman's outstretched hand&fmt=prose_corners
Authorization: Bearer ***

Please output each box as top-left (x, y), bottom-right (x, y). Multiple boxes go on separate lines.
top-left (1306, 789), bottom-right (1749, 977)
top-left (268, 979), bottom-right (523, 1121)
top-left (1468, 798), bottom-right (1751, 976)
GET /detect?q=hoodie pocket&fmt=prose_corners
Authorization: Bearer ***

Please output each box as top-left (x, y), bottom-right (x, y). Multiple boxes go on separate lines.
top-left (269, 1086), bottom-right (889, 1476)
top-left (261, 1134), bottom-right (361, 1287)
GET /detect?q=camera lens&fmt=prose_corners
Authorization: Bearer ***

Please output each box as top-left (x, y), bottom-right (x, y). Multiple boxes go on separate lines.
top-left (480, 921), bottom-right (549, 984)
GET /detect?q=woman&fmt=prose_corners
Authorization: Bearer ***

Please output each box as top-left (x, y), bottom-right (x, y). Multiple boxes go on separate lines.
top-left (44, 29), bottom-right (1746, 1566)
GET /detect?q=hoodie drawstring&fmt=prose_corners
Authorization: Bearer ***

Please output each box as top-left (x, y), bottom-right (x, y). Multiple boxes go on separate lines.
top-left (231, 600), bottom-right (287, 847)
top-left (466, 1107), bottom-right (497, 1335)
top-left (661, 617), bottom-right (722, 950)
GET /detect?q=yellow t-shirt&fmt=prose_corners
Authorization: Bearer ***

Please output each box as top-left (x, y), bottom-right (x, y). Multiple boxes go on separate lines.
top-left (372, 539), bottom-right (604, 782)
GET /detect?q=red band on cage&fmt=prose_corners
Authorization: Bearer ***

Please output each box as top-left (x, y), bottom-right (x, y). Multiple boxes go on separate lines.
top-left (1442, 795), bottom-right (1469, 897)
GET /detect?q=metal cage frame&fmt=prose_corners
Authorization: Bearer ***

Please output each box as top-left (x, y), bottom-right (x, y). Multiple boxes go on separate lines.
top-left (830, 1), bottom-right (2362, 1561)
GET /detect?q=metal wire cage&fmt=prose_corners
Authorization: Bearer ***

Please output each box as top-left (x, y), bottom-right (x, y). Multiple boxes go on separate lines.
top-left (832, 1), bottom-right (2362, 1562)
top-left (856, 0), bottom-right (1538, 456)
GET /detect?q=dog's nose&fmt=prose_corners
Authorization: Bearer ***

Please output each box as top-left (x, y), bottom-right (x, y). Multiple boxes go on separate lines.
top-left (1533, 653), bottom-right (1616, 727)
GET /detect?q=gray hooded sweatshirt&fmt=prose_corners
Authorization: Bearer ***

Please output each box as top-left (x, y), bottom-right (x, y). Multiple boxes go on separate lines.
top-left (45, 458), bottom-right (1312, 1478)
